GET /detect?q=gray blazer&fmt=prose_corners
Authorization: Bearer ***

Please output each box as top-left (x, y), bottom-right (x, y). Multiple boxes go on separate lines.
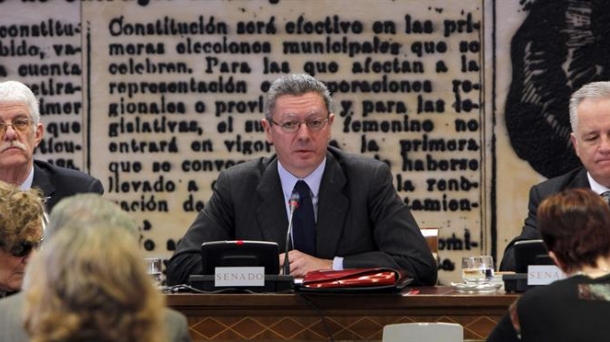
top-left (0, 293), bottom-right (191, 342)
top-left (167, 146), bottom-right (437, 286)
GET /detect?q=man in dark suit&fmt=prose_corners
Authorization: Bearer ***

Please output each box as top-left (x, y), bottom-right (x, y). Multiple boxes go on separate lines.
top-left (0, 80), bottom-right (103, 210)
top-left (167, 74), bottom-right (437, 286)
top-left (500, 81), bottom-right (610, 271)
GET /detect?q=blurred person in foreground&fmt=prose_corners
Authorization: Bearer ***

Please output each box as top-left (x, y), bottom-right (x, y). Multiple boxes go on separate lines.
top-left (489, 188), bottom-right (610, 341)
top-left (0, 194), bottom-right (191, 342)
top-left (501, 81), bottom-right (610, 271)
top-left (0, 180), bottom-right (45, 298)
top-left (167, 73), bottom-right (437, 285)
top-left (0, 80), bottom-right (103, 211)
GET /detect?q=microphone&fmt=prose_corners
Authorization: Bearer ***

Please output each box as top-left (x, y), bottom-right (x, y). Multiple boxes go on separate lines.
top-left (283, 190), bottom-right (300, 275)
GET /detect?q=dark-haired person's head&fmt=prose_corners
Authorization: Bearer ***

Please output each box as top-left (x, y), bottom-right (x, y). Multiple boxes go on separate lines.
top-left (537, 187), bottom-right (610, 274)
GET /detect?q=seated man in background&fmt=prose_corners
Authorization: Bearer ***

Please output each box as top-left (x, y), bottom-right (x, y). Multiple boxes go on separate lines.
top-left (0, 181), bottom-right (45, 298)
top-left (167, 73), bottom-right (437, 286)
top-left (489, 188), bottom-right (610, 341)
top-left (0, 194), bottom-right (191, 342)
top-left (0, 80), bottom-right (103, 211)
top-left (501, 81), bottom-right (610, 271)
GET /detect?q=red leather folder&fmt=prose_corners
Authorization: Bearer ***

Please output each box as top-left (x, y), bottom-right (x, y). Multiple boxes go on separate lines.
top-left (298, 268), bottom-right (412, 293)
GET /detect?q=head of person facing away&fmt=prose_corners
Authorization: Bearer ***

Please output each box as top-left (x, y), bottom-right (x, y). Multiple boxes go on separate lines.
top-left (569, 81), bottom-right (610, 188)
top-left (21, 193), bottom-right (166, 342)
top-left (538, 187), bottom-right (610, 275)
top-left (261, 73), bottom-right (335, 179)
top-left (0, 180), bottom-right (45, 295)
top-left (0, 80), bottom-right (44, 186)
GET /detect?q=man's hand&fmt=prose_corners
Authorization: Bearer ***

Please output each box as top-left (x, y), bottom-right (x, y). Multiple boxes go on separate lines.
top-left (279, 250), bottom-right (332, 278)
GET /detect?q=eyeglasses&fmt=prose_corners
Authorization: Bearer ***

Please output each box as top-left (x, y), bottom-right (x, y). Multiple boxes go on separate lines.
top-left (9, 237), bottom-right (43, 258)
top-left (269, 118), bottom-right (329, 133)
top-left (0, 118), bottom-right (33, 135)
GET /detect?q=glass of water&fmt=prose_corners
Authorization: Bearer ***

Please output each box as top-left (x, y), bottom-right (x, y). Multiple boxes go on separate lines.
top-left (145, 257), bottom-right (163, 287)
top-left (461, 255), bottom-right (494, 285)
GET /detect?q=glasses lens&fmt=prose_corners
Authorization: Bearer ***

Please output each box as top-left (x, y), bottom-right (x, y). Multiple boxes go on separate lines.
top-left (0, 119), bottom-right (31, 134)
top-left (275, 119), bottom-right (327, 133)
top-left (11, 241), bottom-right (33, 257)
top-left (281, 121), bottom-right (299, 132)
top-left (10, 238), bottom-right (42, 258)
top-left (307, 119), bottom-right (326, 130)
top-left (13, 119), bottom-right (31, 131)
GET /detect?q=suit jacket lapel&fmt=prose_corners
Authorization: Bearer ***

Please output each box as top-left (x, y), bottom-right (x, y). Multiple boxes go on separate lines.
top-left (316, 152), bottom-right (349, 258)
top-left (32, 163), bottom-right (55, 204)
top-left (255, 158), bottom-right (290, 250)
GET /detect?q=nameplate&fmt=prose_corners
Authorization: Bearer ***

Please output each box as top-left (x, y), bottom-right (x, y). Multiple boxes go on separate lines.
top-left (527, 265), bottom-right (566, 285)
top-left (214, 267), bottom-right (265, 287)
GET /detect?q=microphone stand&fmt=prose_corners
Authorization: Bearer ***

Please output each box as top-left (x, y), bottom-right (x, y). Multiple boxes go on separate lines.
top-left (283, 192), bottom-right (299, 275)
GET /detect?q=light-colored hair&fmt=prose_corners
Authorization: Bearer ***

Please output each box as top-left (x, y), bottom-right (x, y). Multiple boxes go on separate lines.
top-left (0, 180), bottom-right (44, 254)
top-left (0, 80), bottom-right (40, 125)
top-left (47, 193), bottom-right (138, 238)
top-left (22, 195), bottom-right (164, 342)
top-left (263, 73), bottom-right (332, 121)
top-left (569, 81), bottom-right (610, 132)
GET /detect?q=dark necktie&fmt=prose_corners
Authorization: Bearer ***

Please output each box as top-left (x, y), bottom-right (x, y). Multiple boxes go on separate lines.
top-left (293, 180), bottom-right (316, 255)
top-left (602, 191), bottom-right (610, 205)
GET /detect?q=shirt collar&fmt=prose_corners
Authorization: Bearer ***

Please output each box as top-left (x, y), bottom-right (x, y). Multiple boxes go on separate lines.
top-left (19, 165), bottom-right (34, 190)
top-left (278, 159), bottom-right (326, 199)
top-left (587, 172), bottom-right (610, 195)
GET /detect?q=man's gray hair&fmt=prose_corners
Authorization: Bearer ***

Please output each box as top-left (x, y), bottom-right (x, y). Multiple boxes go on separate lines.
top-left (48, 193), bottom-right (137, 239)
top-left (0, 80), bottom-right (40, 125)
top-left (263, 74), bottom-right (332, 121)
top-left (569, 81), bottom-right (610, 132)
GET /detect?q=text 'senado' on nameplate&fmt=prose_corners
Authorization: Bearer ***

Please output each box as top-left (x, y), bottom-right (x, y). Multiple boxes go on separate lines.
top-left (527, 265), bottom-right (566, 285)
top-left (214, 267), bottom-right (265, 287)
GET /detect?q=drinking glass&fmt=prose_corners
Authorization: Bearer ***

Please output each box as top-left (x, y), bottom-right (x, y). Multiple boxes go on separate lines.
top-left (461, 255), bottom-right (494, 285)
top-left (145, 257), bottom-right (163, 287)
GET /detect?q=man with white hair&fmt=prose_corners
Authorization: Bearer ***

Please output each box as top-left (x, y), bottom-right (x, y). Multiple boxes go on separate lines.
top-left (0, 80), bottom-right (103, 210)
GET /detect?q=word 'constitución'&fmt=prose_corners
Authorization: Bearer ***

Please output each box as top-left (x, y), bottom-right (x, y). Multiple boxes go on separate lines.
top-left (0, 19), bottom-right (80, 38)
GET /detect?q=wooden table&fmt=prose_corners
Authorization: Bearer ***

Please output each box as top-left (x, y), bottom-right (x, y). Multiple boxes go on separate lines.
top-left (166, 286), bottom-right (518, 341)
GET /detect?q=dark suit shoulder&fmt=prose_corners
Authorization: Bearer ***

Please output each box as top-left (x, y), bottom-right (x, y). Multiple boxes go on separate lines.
top-left (327, 146), bottom-right (388, 170)
top-left (33, 160), bottom-right (104, 210)
top-left (34, 159), bottom-right (99, 183)
top-left (219, 156), bottom-right (275, 178)
top-left (533, 167), bottom-right (588, 193)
